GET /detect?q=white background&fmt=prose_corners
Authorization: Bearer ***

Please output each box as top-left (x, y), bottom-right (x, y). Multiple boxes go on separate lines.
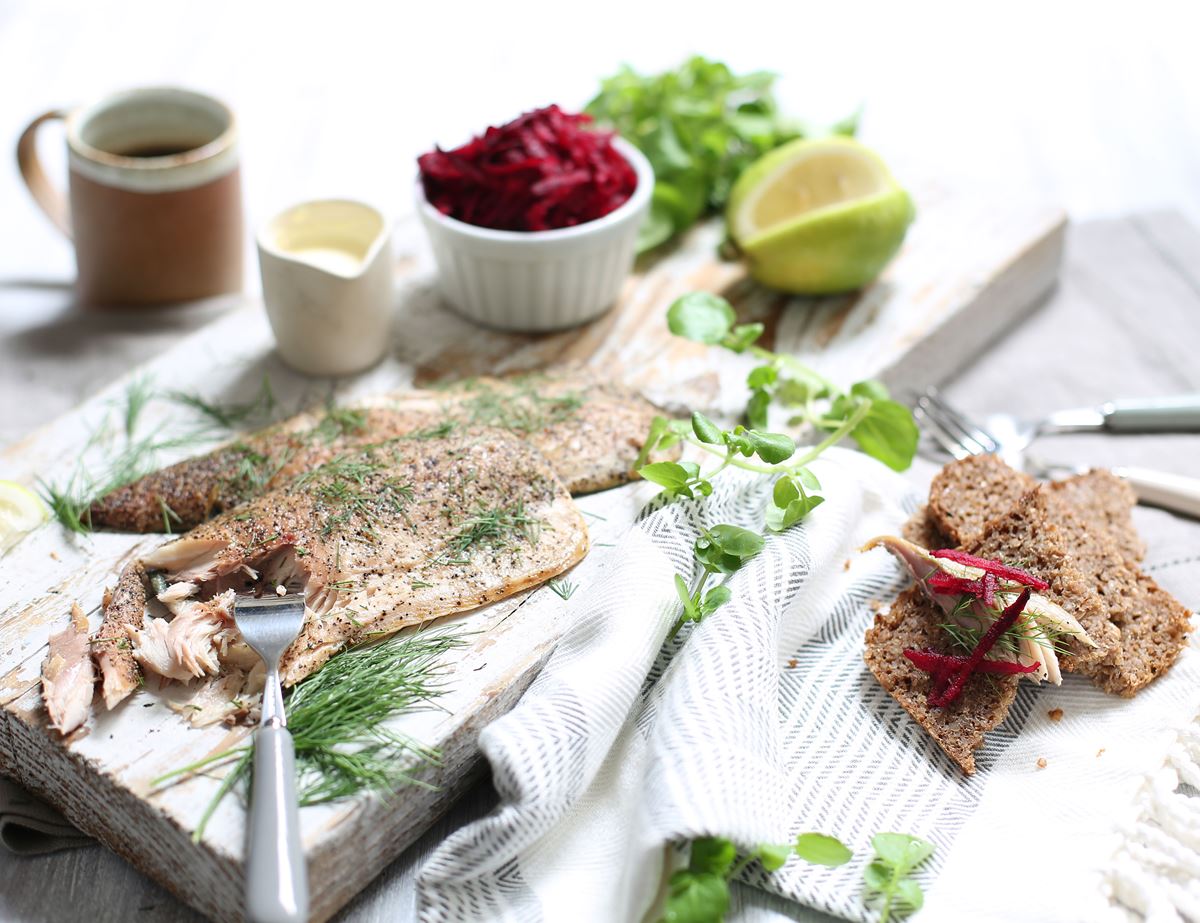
top-left (2, 0), bottom-right (1198, 291)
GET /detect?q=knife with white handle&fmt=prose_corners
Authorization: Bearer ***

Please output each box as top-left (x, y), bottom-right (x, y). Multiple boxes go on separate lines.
top-left (1114, 466), bottom-right (1200, 519)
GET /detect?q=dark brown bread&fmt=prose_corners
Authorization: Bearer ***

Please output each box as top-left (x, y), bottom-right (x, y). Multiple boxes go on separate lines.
top-left (927, 454), bottom-right (1035, 546)
top-left (966, 489), bottom-right (1119, 670)
top-left (1086, 571), bottom-right (1191, 696)
top-left (1043, 491), bottom-right (1189, 696)
top-left (1048, 470), bottom-right (1144, 562)
top-left (864, 586), bottom-right (1018, 774)
top-left (901, 505), bottom-right (950, 551)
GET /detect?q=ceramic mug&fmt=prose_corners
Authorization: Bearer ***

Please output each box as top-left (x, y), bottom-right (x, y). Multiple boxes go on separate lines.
top-left (17, 87), bottom-right (243, 306)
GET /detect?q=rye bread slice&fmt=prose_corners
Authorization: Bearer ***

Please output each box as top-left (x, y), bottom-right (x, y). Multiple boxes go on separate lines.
top-left (928, 454), bottom-right (1036, 546)
top-left (864, 586), bottom-right (1018, 774)
top-left (901, 505), bottom-right (950, 551)
top-left (1048, 469), bottom-right (1144, 562)
top-left (965, 489), bottom-right (1119, 670)
top-left (1043, 491), bottom-right (1189, 696)
top-left (1085, 571), bottom-right (1191, 696)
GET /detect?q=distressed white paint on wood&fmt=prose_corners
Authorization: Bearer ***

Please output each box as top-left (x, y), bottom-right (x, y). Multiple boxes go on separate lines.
top-left (0, 183), bottom-right (1063, 921)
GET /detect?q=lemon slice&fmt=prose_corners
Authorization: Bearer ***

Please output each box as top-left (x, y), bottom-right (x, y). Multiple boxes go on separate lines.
top-left (0, 480), bottom-right (49, 553)
top-left (727, 137), bottom-right (915, 295)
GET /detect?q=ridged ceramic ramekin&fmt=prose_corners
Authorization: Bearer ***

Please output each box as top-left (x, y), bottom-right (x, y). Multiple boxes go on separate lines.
top-left (415, 137), bottom-right (653, 332)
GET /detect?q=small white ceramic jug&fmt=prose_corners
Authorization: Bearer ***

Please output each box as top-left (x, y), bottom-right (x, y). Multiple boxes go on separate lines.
top-left (257, 199), bottom-right (394, 376)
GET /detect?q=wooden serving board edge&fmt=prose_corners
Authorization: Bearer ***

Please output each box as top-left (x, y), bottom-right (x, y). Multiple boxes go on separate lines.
top-left (878, 213), bottom-right (1067, 392)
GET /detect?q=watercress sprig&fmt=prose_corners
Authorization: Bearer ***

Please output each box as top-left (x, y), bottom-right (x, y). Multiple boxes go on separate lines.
top-left (665, 292), bottom-right (918, 472)
top-left (639, 411), bottom-right (824, 534)
top-left (662, 833), bottom-right (851, 923)
top-left (863, 833), bottom-right (935, 922)
top-left (670, 525), bottom-right (765, 639)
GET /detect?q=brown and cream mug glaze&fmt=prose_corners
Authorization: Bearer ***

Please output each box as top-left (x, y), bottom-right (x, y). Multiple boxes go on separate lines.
top-left (17, 87), bottom-right (243, 306)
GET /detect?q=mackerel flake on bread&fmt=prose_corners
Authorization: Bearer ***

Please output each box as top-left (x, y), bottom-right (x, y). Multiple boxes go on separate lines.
top-left (965, 488), bottom-right (1118, 671)
top-left (865, 586), bottom-right (1019, 774)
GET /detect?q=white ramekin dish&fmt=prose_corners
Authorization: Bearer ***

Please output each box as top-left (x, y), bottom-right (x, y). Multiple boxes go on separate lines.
top-left (415, 137), bottom-right (653, 332)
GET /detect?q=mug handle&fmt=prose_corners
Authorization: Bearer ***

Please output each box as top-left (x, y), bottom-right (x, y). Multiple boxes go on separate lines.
top-left (16, 109), bottom-right (72, 237)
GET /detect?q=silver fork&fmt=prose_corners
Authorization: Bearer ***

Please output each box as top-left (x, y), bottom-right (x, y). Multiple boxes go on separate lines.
top-left (233, 592), bottom-right (309, 923)
top-left (915, 388), bottom-right (1200, 465)
top-left (912, 388), bottom-right (1200, 519)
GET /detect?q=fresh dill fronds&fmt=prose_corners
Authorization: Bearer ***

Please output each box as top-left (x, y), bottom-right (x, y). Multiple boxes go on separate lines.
top-left (297, 449), bottom-right (413, 540)
top-left (548, 578), bottom-right (577, 601)
top-left (940, 609), bottom-right (1072, 659)
top-left (434, 501), bottom-right (544, 565)
top-left (405, 420), bottom-right (458, 441)
top-left (158, 497), bottom-right (181, 534)
top-left (154, 629), bottom-right (467, 840)
top-left (456, 381), bottom-right (585, 435)
top-left (310, 404), bottom-right (368, 444)
top-left (122, 375), bottom-right (156, 438)
top-left (167, 374), bottom-right (276, 430)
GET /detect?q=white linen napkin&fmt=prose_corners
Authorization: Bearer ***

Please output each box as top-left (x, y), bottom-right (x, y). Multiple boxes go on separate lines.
top-left (416, 448), bottom-right (1200, 923)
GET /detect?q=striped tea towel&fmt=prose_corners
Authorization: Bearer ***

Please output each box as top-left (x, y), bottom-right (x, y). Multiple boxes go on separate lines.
top-left (416, 447), bottom-right (1200, 923)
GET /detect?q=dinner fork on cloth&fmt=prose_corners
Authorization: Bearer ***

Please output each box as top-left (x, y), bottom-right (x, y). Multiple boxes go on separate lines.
top-left (912, 388), bottom-right (1200, 519)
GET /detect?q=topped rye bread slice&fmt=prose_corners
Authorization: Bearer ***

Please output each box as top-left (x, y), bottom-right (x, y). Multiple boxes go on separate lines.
top-left (865, 586), bottom-right (1019, 774)
top-left (966, 489), bottom-right (1118, 670)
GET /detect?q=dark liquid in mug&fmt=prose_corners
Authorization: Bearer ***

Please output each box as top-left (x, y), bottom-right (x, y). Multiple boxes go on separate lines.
top-left (111, 139), bottom-right (208, 158)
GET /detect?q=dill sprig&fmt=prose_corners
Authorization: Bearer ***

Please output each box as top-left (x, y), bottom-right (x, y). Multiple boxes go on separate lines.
top-left (548, 578), bottom-right (577, 601)
top-left (295, 449), bottom-right (413, 539)
top-left (123, 375), bottom-right (156, 438)
top-left (456, 380), bottom-right (584, 435)
top-left (153, 629), bottom-right (467, 841)
top-left (939, 597), bottom-right (1072, 658)
top-left (434, 501), bottom-right (543, 566)
top-left (405, 421), bottom-right (458, 441)
top-left (166, 375), bottom-right (276, 430)
top-left (310, 404), bottom-right (368, 444)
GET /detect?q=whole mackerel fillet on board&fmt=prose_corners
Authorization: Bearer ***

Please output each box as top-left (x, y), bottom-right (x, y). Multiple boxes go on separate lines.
top-left (93, 428), bottom-right (588, 714)
top-left (88, 371), bottom-right (671, 532)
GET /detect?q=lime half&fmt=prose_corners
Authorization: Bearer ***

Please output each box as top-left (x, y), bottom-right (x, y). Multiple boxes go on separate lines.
top-left (727, 137), bottom-right (914, 295)
top-left (0, 480), bottom-right (49, 553)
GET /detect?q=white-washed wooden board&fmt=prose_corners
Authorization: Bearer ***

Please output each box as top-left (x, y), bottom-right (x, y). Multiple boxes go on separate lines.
top-left (0, 178), bottom-right (1064, 922)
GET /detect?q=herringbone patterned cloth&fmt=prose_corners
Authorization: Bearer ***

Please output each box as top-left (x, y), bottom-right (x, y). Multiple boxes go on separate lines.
top-left (417, 448), bottom-right (1200, 923)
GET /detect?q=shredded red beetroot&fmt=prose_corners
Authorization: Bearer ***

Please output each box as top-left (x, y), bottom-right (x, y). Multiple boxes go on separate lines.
top-left (930, 548), bottom-right (1049, 591)
top-left (926, 570), bottom-right (999, 607)
top-left (930, 588), bottom-right (1031, 706)
top-left (905, 588), bottom-right (1033, 708)
top-left (418, 105), bottom-right (637, 232)
top-left (903, 648), bottom-right (1039, 677)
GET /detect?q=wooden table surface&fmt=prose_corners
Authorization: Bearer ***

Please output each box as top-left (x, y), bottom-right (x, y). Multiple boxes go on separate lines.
top-left (2, 211), bottom-right (1197, 922)
top-left (2, 4), bottom-right (1199, 919)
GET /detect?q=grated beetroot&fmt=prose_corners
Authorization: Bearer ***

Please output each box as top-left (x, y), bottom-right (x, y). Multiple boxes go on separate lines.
top-left (925, 588), bottom-right (1032, 707)
top-left (926, 570), bottom-right (1000, 607)
top-left (930, 548), bottom-right (1049, 591)
top-left (903, 648), bottom-right (1039, 678)
top-left (418, 105), bottom-right (637, 232)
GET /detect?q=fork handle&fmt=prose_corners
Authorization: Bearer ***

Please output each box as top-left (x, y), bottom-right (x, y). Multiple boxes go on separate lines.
top-left (1116, 466), bottom-right (1200, 519)
top-left (246, 725), bottom-right (308, 923)
top-left (1103, 395), bottom-right (1200, 432)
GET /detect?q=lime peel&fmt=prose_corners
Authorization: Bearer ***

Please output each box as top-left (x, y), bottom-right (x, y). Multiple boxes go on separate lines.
top-left (0, 479), bottom-right (50, 553)
top-left (727, 137), bottom-right (915, 295)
